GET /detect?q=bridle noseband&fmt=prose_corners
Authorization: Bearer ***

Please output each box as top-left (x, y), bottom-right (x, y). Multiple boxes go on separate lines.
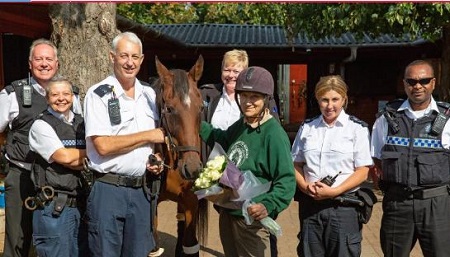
top-left (159, 93), bottom-right (201, 170)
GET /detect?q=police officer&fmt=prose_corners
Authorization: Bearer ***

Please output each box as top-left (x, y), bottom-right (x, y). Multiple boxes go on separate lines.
top-left (28, 77), bottom-right (88, 257)
top-left (83, 32), bottom-right (164, 257)
top-left (372, 60), bottom-right (450, 257)
top-left (291, 75), bottom-right (373, 257)
top-left (371, 60), bottom-right (450, 257)
top-left (0, 38), bottom-right (81, 257)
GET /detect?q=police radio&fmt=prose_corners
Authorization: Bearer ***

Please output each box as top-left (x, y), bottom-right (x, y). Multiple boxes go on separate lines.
top-left (431, 112), bottom-right (448, 135)
top-left (320, 171), bottom-right (342, 187)
top-left (22, 75), bottom-right (32, 107)
top-left (106, 85), bottom-right (121, 125)
top-left (108, 98), bottom-right (121, 125)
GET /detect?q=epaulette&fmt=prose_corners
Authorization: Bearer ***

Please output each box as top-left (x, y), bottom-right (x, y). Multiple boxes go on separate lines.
top-left (436, 101), bottom-right (450, 115)
top-left (376, 99), bottom-right (404, 119)
top-left (93, 84), bottom-right (113, 97)
top-left (5, 79), bottom-right (28, 94)
top-left (349, 115), bottom-right (368, 127)
top-left (4, 84), bottom-right (14, 94)
top-left (385, 99), bottom-right (404, 111)
top-left (304, 115), bottom-right (319, 124)
top-left (72, 85), bottom-right (79, 95)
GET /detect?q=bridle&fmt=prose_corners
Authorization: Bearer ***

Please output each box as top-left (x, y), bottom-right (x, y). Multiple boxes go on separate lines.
top-left (159, 85), bottom-right (201, 171)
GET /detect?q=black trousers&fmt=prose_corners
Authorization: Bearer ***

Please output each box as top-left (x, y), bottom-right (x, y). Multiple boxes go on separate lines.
top-left (381, 192), bottom-right (450, 257)
top-left (297, 195), bottom-right (362, 257)
top-left (3, 163), bottom-right (34, 257)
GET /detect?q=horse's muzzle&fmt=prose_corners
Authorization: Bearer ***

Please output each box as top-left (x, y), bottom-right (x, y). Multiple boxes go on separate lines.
top-left (178, 158), bottom-right (203, 180)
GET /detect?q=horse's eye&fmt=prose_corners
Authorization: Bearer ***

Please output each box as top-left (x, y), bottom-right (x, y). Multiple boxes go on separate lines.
top-left (164, 106), bottom-right (173, 114)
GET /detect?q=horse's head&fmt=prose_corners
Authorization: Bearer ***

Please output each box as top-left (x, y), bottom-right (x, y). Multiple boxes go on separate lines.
top-left (154, 55), bottom-right (204, 180)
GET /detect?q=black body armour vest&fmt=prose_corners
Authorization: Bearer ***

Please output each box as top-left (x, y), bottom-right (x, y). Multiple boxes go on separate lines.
top-left (5, 80), bottom-right (47, 163)
top-left (381, 100), bottom-right (450, 188)
top-left (31, 110), bottom-right (86, 196)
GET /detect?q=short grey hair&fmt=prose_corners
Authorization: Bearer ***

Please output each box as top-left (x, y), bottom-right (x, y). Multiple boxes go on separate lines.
top-left (29, 38), bottom-right (58, 61)
top-left (45, 75), bottom-right (73, 96)
top-left (111, 32), bottom-right (143, 54)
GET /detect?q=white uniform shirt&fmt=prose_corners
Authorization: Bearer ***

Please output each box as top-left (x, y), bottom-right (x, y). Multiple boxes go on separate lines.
top-left (210, 89), bottom-right (241, 130)
top-left (291, 110), bottom-right (373, 190)
top-left (29, 108), bottom-right (76, 163)
top-left (371, 98), bottom-right (450, 159)
top-left (0, 77), bottom-right (82, 170)
top-left (83, 75), bottom-right (159, 176)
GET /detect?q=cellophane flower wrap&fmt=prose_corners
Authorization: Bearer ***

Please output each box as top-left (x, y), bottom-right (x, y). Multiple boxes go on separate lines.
top-left (193, 143), bottom-right (282, 236)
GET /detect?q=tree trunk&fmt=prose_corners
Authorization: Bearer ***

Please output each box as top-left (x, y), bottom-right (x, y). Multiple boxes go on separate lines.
top-left (439, 24), bottom-right (450, 102)
top-left (48, 3), bottom-right (119, 101)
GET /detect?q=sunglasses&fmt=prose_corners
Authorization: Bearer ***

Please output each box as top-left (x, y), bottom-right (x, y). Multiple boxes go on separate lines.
top-left (404, 77), bottom-right (434, 87)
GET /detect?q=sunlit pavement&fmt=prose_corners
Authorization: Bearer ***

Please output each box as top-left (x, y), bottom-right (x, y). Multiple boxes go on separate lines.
top-left (0, 182), bottom-right (423, 257)
top-left (155, 182), bottom-right (423, 257)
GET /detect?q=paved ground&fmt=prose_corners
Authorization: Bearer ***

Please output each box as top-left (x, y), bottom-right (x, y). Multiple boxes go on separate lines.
top-left (155, 183), bottom-right (423, 257)
top-left (0, 184), bottom-right (424, 257)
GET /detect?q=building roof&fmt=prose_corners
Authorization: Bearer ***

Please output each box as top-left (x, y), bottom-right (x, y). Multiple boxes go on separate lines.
top-left (145, 23), bottom-right (428, 49)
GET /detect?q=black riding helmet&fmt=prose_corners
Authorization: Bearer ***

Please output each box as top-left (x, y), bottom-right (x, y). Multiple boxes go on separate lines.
top-left (234, 66), bottom-right (274, 124)
top-left (235, 66), bottom-right (274, 96)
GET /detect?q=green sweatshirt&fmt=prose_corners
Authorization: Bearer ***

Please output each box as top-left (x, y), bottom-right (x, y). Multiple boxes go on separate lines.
top-left (200, 117), bottom-right (296, 219)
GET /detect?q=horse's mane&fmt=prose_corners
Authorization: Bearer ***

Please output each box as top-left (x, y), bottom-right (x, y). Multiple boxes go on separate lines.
top-left (150, 69), bottom-right (189, 100)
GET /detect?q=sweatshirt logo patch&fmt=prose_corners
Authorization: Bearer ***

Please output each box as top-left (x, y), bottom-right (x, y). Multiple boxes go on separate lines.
top-left (228, 141), bottom-right (248, 167)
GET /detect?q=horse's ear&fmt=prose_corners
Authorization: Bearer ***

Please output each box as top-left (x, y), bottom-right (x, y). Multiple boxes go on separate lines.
top-left (189, 55), bottom-right (204, 82)
top-left (155, 56), bottom-right (174, 96)
top-left (155, 56), bottom-right (170, 79)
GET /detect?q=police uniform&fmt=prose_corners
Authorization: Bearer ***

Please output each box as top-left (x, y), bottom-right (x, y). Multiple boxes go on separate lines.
top-left (29, 108), bottom-right (88, 257)
top-left (291, 110), bottom-right (373, 257)
top-left (200, 83), bottom-right (242, 130)
top-left (371, 98), bottom-right (450, 257)
top-left (83, 75), bottom-right (159, 257)
top-left (0, 78), bottom-right (81, 257)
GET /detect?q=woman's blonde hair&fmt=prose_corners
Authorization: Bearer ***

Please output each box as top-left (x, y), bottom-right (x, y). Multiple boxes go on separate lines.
top-left (315, 75), bottom-right (348, 109)
top-left (222, 49), bottom-right (249, 69)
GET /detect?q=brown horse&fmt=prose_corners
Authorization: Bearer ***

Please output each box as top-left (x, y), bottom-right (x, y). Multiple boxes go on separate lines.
top-left (150, 55), bottom-right (208, 257)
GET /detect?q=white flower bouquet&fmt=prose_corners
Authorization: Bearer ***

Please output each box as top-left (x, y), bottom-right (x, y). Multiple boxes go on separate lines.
top-left (192, 155), bottom-right (227, 191)
top-left (193, 143), bottom-right (283, 236)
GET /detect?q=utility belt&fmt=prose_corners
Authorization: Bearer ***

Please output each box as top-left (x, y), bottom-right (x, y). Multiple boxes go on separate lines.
top-left (94, 171), bottom-right (144, 188)
top-left (24, 186), bottom-right (78, 213)
top-left (7, 160), bottom-right (32, 173)
top-left (300, 188), bottom-right (377, 224)
top-left (384, 183), bottom-right (450, 200)
top-left (333, 192), bottom-right (364, 207)
top-left (302, 192), bottom-right (361, 208)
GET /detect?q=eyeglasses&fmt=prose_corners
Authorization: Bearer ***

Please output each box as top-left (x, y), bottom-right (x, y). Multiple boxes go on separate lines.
top-left (404, 77), bottom-right (434, 87)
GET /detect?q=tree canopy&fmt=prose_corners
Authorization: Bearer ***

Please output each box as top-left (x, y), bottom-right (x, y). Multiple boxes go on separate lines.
top-left (117, 3), bottom-right (450, 40)
top-left (117, 3), bottom-right (450, 99)
top-left (117, 3), bottom-right (286, 25)
top-left (284, 3), bottom-right (450, 40)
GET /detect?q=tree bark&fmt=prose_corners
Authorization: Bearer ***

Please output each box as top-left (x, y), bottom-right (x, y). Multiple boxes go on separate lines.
top-left (49, 3), bottom-right (119, 100)
top-left (439, 24), bottom-right (450, 102)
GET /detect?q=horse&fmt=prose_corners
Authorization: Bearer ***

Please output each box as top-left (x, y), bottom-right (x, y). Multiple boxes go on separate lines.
top-left (149, 55), bottom-right (208, 257)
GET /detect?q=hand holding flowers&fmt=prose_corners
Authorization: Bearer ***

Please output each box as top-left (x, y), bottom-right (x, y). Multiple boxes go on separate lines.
top-left (192, 143), bottom-right (283, 236)
top-left (192, 155), bottom-right (227, 191)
